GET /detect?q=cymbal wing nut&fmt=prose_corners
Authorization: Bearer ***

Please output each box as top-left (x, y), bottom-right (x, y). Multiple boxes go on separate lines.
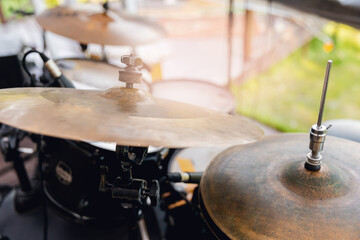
top-left (121, 55), bottom-right (142, 68)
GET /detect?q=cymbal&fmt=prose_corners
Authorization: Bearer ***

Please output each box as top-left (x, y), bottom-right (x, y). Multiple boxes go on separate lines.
top-left (0, 87), bottom-right (263, 148)
top-left (200, 134), bottom-right (360, 239)
top-left (36, 6), bottom-right (166, 46)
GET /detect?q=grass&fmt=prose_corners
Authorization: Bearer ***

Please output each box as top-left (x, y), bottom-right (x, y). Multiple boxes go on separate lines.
top-left (0, 0), bottom-right (120, 21)
top-left (233, 23), bottom-right (360, 133)
top-left (0, 0), bottom-right (33, 20)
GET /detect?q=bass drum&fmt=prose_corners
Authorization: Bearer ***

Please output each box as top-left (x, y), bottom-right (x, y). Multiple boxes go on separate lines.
top-left (56, 58), bottom-right (150, 91)
top-left (42, 136), bottom-right (165, 225)
top-left (0, 190), bottom-right (130, 240)
top-left (150, 79), bottom-right (235, 114)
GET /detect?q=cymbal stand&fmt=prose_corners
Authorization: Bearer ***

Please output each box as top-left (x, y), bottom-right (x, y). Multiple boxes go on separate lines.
top-left (0, 126), bottom-right (40, 213)
top-left (96, 56), bottom-right (160, 237)
top-left (305, 60), bottom-right (333, 171)
top-left (0, 127), bottom-right (31, 193)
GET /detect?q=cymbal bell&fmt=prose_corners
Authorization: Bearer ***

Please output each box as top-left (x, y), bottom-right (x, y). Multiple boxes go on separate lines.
top-left (0, 87), bottom-right (263, 148)
top-left (200, 133), bottom-right (360, 239)
top-left (36, 5), bottom-right (166, 46)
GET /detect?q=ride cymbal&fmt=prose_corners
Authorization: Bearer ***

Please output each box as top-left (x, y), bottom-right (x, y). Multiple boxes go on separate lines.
top-left (0, 87), bottom-right (263, 148)
top-left (36, 6), bottom-right (166, 46)
top-left (200, 133), bottom-right (360, 240)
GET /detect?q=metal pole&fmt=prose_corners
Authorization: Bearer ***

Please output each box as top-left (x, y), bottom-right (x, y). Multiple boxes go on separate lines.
top-left (227, 0), bottom-right (234, 87)
top-left (317, 60), bottom-right (332, 127)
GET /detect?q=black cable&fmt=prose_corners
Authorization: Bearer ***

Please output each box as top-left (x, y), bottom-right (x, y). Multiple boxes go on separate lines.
top-left (21, 49), bottom-right (48, 87)
top-left (21, 49), bottom-right (42, 79)
top-left (22, 49), bottom-right (74, 88)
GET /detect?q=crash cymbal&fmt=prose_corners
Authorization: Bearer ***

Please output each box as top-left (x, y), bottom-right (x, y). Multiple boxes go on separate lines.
top-left (200, 134), bottom-right (360, 240)
top-left (36, 5), bottom-right (166, 46)
top-left (0, 87), bottom-right (263, 148)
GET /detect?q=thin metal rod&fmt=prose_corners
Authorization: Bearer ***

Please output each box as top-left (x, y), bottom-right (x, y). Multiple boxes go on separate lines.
top-left (317, 60), bottom-right (332, 127)
top-left (226, 0), bottom-right (234, 88)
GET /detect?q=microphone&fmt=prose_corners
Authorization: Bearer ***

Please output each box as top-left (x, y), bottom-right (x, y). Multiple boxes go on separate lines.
top-left (39, 53), bottom-right (75, 88)
top-left (162, 172), bottom-right (203, 184)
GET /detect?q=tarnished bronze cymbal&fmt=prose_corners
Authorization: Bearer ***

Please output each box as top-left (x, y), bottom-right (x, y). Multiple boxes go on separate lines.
top-left (36, 6), bottom-right (166, 46)
top-left (0, 87), bottom-right (263, 148)
top-left (200, 134), bottom-right (360, 240)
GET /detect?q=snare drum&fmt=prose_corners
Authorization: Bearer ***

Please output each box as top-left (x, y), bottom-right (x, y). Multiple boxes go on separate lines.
top-left (150, 79), bottom-right (235, 114)
top-left (56, 58), bottom-right (150, 91)
top-left (41, 137), bottom-right (165, 225)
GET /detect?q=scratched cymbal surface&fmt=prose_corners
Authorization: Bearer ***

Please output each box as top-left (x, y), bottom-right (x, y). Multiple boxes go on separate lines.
top-left (201, 133), bottom-right (360, 240)
top-left (0, 87), bottom-right (263, 148)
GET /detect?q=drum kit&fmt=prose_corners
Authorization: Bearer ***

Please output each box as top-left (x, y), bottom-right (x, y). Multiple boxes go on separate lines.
top-left (0, 3), bottom-right (359, 240)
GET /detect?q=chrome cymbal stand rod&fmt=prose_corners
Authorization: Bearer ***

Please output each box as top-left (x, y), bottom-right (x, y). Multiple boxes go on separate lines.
top-left (317, 60), bottom-right (332, 127)
top-left (305, 60), bottom-right (333, 171)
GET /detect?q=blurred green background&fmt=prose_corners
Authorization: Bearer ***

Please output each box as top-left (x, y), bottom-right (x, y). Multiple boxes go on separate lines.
top-left (234, 23), bottom-right (360, 132)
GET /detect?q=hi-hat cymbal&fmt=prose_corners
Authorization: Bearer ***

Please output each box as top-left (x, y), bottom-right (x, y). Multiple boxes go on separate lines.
top-left (200, 134), bottom-right (360, 240)
top-left (36, 5), bottom-right (166, 46)
top-left (0, 87), bottom-right (263, 148)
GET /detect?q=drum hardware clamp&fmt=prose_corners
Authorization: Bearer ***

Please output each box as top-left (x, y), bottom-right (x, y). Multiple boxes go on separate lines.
top-left (305, 60), bottom-right (333, 171)
top-left (98, 144), bottom-right (160, 208)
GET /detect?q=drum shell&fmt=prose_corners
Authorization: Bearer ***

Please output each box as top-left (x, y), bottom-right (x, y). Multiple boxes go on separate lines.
top-left (42, 136), bottom-right (163, 224)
